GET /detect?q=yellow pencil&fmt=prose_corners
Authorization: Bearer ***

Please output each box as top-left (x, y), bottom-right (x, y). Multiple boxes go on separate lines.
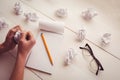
top-left (41, 33), bottom-right (53, 65)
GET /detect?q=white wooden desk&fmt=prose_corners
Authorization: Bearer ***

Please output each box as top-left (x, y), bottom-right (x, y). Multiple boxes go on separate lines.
top-left (0, 0), bottom-right (120, 80)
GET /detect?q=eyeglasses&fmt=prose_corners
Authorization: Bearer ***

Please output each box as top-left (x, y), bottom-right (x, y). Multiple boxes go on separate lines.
top-left (79, 43), bottom-right (104, 75)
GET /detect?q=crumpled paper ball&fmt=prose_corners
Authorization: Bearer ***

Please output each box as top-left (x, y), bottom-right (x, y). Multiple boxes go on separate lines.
top-left (14, 2), bottom-right (23, 15)
top-left (81, 8), bottom-right (98, 20)
top-left (24, 12), bottom-right (39, 22)
top-left (76, 28), bottom-right (86, 42)
top-left (55, 8), bottom-right (67, 18)
top-left (64, 48), bottom-right (78, 65)
top-left (0, 18), bottom-right (8, 30)
top-left (101, 33), bottom-right (111, 45)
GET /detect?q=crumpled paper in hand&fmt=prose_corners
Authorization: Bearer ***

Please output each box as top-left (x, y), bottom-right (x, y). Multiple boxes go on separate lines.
top-left (14, 31), bottom-right (21, 44)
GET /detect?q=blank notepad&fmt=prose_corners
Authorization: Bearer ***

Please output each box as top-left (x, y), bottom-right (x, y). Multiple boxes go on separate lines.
top-left (26, 31), bottom-right (63, 75)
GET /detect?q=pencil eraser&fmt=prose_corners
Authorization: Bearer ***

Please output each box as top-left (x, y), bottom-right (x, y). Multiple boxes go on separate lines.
top-left (39, 20), bottom-right (65, 34)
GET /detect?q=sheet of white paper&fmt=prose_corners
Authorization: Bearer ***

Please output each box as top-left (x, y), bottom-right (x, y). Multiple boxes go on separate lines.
top-left (26, 31), bottom-right (63, 74)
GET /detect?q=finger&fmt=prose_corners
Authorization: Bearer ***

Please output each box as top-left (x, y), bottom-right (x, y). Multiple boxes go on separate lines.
top-left (27, 31), bottom-right (36, 45)
top-left (11, 25), bottom-right (23, 33)
top-left (20, 31), bottom-right (27, 40)
top-left (13, 25), bottom-right (23, 30)
top-left (6, 30), bottom-right (15, 38)
top-left (26, 31), bottom-right (34, 40)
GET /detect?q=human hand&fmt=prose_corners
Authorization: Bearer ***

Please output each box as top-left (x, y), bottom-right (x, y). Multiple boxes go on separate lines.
top-left (17, 31), bottom-right (36, 58)
top-left (3, 25), bottom-right (22, 52)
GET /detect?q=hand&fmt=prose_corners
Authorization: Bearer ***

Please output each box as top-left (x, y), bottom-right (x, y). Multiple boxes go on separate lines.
top-left (17, 31), bottom-right (36, 58)
top-left (3, 25), bottom-right (22, 51)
